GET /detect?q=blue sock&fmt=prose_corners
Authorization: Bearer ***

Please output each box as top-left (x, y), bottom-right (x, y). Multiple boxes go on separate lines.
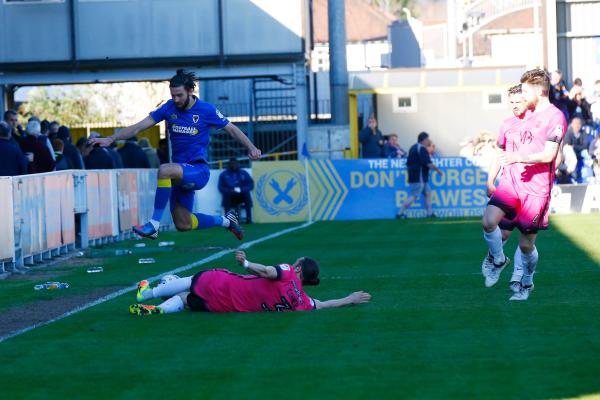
top-left (151, 179), bottom-right (172, 223)
top-left (191, 213), bottom-right (225, 230)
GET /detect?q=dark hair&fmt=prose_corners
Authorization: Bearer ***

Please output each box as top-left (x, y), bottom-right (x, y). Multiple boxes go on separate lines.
top-left (508, 84), bottom-right (522, 95)
top-left (300, 257), bottom-right (320, 286)
top-left (574, 78), bottom-right (583, 86)
top-left (76, 137), bottom-right (90, 148)
top-left (3, 109), bottom-right (17, 121)
top-left (40, 120), bottom-right (50, 135)
top-left (417, 131), bottom-right (429, 143)
top-left (57, 126), bottom-right (71, 141)
top-left (170, 69), bottom-right (197, 91)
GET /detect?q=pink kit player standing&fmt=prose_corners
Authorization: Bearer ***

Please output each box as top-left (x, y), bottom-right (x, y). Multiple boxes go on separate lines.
top-left (481, 69), bottom-right (567, 301)
top-left (130, 251), bottom-right (371, 315)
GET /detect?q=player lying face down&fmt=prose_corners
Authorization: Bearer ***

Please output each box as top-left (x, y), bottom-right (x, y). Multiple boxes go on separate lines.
top-left (130, 251), bottom-right (371, 315)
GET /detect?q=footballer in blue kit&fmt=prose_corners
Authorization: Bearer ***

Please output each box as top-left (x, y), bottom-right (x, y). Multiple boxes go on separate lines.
top-left (90, 69), bottom-right (261, 240)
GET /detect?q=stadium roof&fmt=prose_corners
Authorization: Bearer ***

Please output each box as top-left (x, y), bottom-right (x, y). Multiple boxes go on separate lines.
top-left (312, 0), bottom-right (397, 43)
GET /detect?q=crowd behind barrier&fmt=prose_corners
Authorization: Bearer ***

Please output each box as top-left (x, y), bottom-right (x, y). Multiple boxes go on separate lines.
top-left (0, 169), bottom-right (174, 272)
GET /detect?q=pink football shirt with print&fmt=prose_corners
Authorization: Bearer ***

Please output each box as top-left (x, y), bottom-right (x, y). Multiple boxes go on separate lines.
top-left (192, 267), bottom-right (316, 313)
top-left (497, 105), bottom-right (567, 197)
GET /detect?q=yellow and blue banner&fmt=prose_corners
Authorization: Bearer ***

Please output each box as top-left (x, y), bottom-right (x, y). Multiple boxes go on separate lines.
top-left (252, 158), bottom-right (489, 223)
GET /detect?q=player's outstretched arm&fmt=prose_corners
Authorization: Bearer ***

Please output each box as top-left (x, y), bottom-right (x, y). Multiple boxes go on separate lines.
top-left (223, 123), bottom-right (262, 160)
top-left (235, 251), bottom-right (278, 279)
top-left (313, 291), bottom-right (371, 310)
top-left (88, 116), bottom-right (156, 147)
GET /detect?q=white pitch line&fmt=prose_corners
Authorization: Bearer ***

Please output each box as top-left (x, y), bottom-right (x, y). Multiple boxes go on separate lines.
top-left (0, 222), bottom-right (313, 344)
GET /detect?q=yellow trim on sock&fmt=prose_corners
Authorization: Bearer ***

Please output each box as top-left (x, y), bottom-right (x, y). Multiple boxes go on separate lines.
top-left (157, 179), bottom-right (172, 188)
top-left (190, 214), bottom-right (199, 230)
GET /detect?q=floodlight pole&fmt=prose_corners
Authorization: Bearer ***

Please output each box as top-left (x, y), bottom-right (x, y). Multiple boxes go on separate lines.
top-left (328, 0), bottom-right (349, 125)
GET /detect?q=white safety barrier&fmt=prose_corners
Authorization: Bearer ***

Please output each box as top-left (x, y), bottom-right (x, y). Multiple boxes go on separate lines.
top-left (0, 169), bottom-right (181, 272)
top-left (0, 167), bottom-right (238, 272)
top-left (0, 177), bottom-right (15, 261)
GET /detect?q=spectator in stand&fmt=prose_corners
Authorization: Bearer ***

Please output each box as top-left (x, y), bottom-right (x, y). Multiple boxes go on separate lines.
top-left (568, 86), bottom-right (593, 125)
top-left (565, 117), bottom-right (588, 182)
top-left (49, 121), bottom-right (60, 137)
top-left (157, 138), bottom-right (169, 164)
top-left (359, 117), bottom-right (384, 158)
top-left (57, 126), bottom-right (84, 169)
top-left (118, 136), bottom-right (150, 168)
top-left (51, 138), bottom-right (72, 170)
top-left (84, 135), bottom-right (115, 170)
top-left (4, 110), bottom-right (23, 145)
top-left (550, 70), bottom-right (571, 120)
top-left (588, 80), bottom-right (600, 123)
top-left (29, 116), bottom-right (56, 162)
top-left (556, 144), bottom-right (577, 184)
top-left (0, 121), bottom-right (28, 176)
top-left (19, 119), bottom-right (55, 173)
top-left (383, 134), bottom-right (406, 158)
top-left (218, 158), bottom-right (254, 224)
top-left (139, 137), bottom-right (161, 168)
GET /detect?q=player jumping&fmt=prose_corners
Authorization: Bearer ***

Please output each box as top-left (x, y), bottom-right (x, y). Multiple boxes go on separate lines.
top-left (129, 251), bottom-right (372, 314)
top-left (90, 69), bottom-right (261, 240)
top-left (481, 69), bottom-right (567, 301)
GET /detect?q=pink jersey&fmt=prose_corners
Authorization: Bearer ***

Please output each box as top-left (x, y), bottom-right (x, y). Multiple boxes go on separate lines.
top-left (191, 267), bottom-right (316, 313)
top-left (497, 104), bottom-right (567, 197)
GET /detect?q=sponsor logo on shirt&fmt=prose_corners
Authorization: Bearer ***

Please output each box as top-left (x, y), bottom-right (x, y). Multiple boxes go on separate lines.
top-left (171, 124), bottom-right (199, 135)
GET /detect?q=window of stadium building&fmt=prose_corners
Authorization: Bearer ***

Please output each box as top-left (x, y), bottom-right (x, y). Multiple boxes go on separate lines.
top-left (482, 91), bottom-right (506, 110)
top-left (392, 94), bottom-right (417, 113)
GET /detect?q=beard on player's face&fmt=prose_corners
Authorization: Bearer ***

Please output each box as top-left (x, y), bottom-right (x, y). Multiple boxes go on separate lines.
top-left (175, 93), bottom-right (190, 110)
top-left (171, 87), bottom-right (192, 110)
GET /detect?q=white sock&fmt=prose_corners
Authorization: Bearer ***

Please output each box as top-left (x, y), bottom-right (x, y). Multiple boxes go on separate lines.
top-left (510, 247), bottom-right (524, 282)
top-left (483, 227), bottom-right (505, 264)
top-left (158, 295), bottom-right (185, 314)
top-left (149, 219), bottom-right (160, 230)
top-left (521, 247), bottom-right (538, 287)
top-left (152, 276), bottom-right (193, 298)
top-left (221, 216), bottom-right (230, 228)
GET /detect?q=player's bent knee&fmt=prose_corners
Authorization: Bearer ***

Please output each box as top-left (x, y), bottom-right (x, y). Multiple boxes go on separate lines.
top-left (482, 216), bottom-right (497, 233)
top-left (178, 292), bottom-right (189, 306)
top-left (158, 164), bottom-right (173, 179)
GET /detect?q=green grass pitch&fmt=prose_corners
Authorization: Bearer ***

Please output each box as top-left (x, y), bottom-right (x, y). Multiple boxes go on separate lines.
top-left (0, 215), bottom-right (599, 399)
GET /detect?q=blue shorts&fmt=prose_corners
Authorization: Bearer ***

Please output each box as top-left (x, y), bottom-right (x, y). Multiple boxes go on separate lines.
top-left (170, 162), bottom-right (210, 212)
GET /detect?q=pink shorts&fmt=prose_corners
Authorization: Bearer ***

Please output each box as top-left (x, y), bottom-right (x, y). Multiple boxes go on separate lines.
top-left (489, 183), bottom-right (550, 234)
